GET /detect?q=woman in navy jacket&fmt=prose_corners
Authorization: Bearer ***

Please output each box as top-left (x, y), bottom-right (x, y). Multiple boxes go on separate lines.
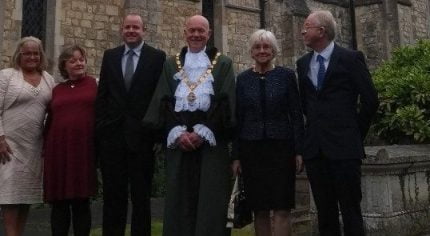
top-left (233, 29), bottom-right (304, 236)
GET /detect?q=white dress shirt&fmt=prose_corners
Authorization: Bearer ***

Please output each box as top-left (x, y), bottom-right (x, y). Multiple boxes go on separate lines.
top-left (121, 42), bottom-right (144, 77)
top-left (308, 41), bottom-right (334, 87)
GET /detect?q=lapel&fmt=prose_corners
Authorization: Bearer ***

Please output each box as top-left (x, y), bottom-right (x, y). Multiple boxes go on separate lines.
top-left (170, 47), bottom-right (188, 91)
top-left (302, 44), bottom-right (340, 92)
top-left (112, 45), bottom-right (127, 95)
top-left (205, 47), bottom-right (221, 94)
top-left (4, 69), bottom-right (24, 111)
top-left (301, 52), bottom-right (316, 91)
top-left (322, 43), bottom-right (340, 89)
top-left (128, 44), bottom-right (150, 94)
top-left (41, 71), bottom-right (56, 89)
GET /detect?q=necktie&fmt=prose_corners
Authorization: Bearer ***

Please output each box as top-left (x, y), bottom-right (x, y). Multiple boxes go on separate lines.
top-left (317, 55), bottom-right (325, 90)
top-left (124, 50), bottom-right (135, 90)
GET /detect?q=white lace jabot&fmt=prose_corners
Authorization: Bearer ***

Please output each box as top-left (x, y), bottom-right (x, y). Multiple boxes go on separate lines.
top-left (173, 48), bottom-right (214, 112)
top-left (167, 48), bottom-right (217, 148)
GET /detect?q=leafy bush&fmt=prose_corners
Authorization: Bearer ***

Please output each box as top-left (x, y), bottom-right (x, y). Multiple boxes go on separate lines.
top-left (371, 40), bottom-right (430, 144)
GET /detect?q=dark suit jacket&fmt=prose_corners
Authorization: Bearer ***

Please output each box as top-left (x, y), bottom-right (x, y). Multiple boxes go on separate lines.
top-left (95, 44), bottom-right (166, 152)
top-left (296, 44), bottom-right (379, 160)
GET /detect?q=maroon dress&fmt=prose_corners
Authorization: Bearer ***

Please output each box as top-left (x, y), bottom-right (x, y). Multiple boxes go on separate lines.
top-left (43, 75), bottom-right (97, 202)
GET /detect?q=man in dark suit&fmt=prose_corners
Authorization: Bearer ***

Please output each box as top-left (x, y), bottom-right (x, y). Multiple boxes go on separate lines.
top-left (296, 10), bottom-right (379, 236)
top-left (95, 14), bottom-right (166, 236)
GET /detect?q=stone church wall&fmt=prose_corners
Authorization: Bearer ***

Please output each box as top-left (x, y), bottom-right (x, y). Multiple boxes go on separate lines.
top-left (153, 0), bottom-right (200, 56)
top-left (61, 0), bottom-right (124, 76)
top-left (0, 0), bottom-right (429, 77)
top-left (410, 0), bottom-right (430, 41)
top-left (355, 3), bottom-right (387, 69)
top-left (225, 1), bottom-right (260, 73)
top-left (1, 0), bottom-right (22, 67)
top-left (355, 0), bottom-right (430, 69)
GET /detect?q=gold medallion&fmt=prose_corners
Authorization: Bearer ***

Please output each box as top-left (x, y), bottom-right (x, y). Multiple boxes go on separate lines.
top-left (187, 92), bottom-right (196, 102)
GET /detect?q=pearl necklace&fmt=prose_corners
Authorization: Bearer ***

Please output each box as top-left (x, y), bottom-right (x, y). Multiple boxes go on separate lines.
top-left (23, 73), bottom-right (42, 95)
top-left (252, 64), bottom-right (275, 80)
top-left (29, 86), bottom-right (41, 96)
top-left (175, 52), bottom-right (221, 103)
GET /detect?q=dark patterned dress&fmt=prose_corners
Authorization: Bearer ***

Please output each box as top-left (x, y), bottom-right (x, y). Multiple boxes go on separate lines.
top-left (236, 66), bottom-right (304, 211)
top-left (43, 76), bottom-right (97, 202)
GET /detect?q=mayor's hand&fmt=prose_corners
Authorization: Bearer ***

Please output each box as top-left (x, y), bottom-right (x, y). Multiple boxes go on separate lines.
top-left (188, 132), bottom-right (204, 149)
top-left (177, 132), bottom-right (195, 152)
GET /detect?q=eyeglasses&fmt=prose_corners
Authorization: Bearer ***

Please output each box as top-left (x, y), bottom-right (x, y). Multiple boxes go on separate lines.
top-left (252, 44), bottom-right (272, 51)
top-left (301, 26), bottom-right (324, 34)
top-left (20, 52), bottom-right (40, 57)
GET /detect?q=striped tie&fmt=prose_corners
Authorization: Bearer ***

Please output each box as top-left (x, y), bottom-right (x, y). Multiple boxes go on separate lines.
top-left (124, 50), bottom-right (135, 90)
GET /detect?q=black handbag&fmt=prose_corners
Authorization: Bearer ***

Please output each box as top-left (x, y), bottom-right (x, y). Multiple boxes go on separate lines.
top-left (226, 174), bottom-right (253, 228)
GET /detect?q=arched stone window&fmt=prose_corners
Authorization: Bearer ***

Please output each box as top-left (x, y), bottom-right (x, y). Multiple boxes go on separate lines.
top-left (21, 0), bottom-right (47, 44)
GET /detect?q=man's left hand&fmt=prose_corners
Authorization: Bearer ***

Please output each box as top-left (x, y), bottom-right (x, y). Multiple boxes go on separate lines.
top-left (177, 133), bottom-right (196, 152)
top-left (188, 132), bottom-right (204, 149)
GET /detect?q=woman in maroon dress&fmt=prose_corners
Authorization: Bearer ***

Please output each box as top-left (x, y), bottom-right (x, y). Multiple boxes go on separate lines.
top-left (43, 45), bottom-right (97, 236)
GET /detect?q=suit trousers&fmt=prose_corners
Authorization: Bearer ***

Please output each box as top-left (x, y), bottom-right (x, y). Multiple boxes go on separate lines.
top-left (304, 156), bottom-right (365, 236)
top-left (99, 135), bottom-right (154, 236)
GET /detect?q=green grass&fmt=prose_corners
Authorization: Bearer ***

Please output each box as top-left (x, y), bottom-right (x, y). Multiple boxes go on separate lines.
top-left (232, 225), bottom-right (255, 236)
top-left (90, 221), bottom-right (254, 236)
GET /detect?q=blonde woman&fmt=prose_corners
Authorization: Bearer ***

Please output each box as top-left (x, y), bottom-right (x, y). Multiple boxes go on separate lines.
top-left (0, 36), bottom-right (55, 236)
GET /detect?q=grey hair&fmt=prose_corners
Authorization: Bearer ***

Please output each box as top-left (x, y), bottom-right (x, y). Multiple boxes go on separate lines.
top-left (11, 36), bottom-right (48, 72)
top-left (248, 29), bottom-right (279, 56)
top-left (185, 15), bottom-right (210, 30)
top-left (310, 10), bottom-right (337, 41)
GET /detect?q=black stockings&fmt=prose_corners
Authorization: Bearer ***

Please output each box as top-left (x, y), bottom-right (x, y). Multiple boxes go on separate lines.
top-left (50, 198), bottom-right (91, 236)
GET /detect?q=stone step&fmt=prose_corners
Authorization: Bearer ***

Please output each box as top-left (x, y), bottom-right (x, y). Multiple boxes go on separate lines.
top-left (292, 207), bottom-right (312, 236)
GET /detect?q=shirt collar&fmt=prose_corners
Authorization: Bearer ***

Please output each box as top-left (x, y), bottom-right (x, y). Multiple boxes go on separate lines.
top-left (124, 41), bottom-right (144, 57)
top-left (313, 41), bottom-right (334, 61)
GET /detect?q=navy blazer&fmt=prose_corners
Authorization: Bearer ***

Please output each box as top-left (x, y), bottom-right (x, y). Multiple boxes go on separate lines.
top-left (236, 67), bottom-right (304, 155)
top-left (296, 44), bottom-right (379, 160)
top-left (95, 44), bottom-right (166, 151)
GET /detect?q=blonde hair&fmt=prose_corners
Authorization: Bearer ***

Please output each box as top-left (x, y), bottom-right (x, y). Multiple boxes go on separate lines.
top-left (11, 36), bottom-right (48, 72)
top-left (248, 29), bottom-right (279, 56)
